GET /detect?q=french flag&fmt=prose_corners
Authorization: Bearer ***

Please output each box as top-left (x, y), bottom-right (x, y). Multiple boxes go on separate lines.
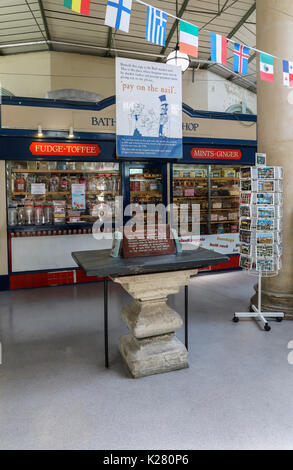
top-left (211, 32), bottom-right (227, 65)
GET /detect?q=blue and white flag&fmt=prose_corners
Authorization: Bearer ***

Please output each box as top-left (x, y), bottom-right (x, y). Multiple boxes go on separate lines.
top-left (104, 0), bottom-right (132, 33)
top-left (233, 43), bottom-right (250, 75)
top-left (145, 6), bottom-right (167, 46)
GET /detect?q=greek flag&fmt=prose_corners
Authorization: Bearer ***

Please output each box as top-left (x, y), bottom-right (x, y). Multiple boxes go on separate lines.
top-left (105, 0), bottom-right (132, 33)
top-left (145, 7), bottom-right (167, 46)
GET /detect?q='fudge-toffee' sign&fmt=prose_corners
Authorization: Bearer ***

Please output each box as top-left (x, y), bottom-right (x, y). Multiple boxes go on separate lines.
top-left (122, 225), bottom-right (176, 258)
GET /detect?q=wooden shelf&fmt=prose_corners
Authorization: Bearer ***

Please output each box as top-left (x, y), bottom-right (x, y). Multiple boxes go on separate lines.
top-left (211, 208), bottom-right (239, 211)
top-left (11, 169), bottom-right (120, 175)
top-left (173, 177), bottom-right (207, 181)
top-left (12, 191), bottom-right (119, 196)
top-left (210, 220), bottom-right (239, 224)
top-left (211, 195), bottom-right (239, 198)
top-left (211, 177), bottom-right (239, 181)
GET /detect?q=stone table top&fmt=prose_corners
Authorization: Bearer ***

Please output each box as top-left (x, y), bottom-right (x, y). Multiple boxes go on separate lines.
top-left (72, 247), bottom-right (229, 278)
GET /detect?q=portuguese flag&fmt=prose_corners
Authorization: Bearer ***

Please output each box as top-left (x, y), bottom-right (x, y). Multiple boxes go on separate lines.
top-left (260, 53), bottom-right (274, 82)
top-left (179, 21), bottom-right (199, 58)
top-left (64, 0), bottom-right (90, 16)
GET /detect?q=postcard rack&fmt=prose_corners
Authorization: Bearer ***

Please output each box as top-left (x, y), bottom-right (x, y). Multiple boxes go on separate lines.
top-left (234, 154), bottom-right (284, 331)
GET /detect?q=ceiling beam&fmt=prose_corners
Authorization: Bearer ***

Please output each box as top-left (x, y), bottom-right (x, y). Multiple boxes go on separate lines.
top-left (202, 1), bottom-right (256, 69)
top-left (37, 0), bottom-right (53, 50)
top-left (158, 0), bottom-right (191, 58)
top-left (105, 27), bottom-right (113, 56)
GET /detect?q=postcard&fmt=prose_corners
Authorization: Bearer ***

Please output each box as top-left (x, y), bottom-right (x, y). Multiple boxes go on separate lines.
top-left (256, 219), bottom-right (274, 231)
top-left (240, 230), bottom-right (252, 244)
top-left (241, 179), bottom-right (252, 192)
top-left (256, 153), bottom-right (266, 166)
top-left (240, 205), bottom-right (251, 218)
top-left (240, 193), bottom-right (251, 204)
top-left (240, 243), bottom-right (251, 256)
top-left (256, 258), bottom-right (275, 272)
top-left (256, 232), bottom-right (274, 245)
top-left (240, 219), bottom-right (251, 230)
top-left (256, 244), bottom-right (274, 258)
top-left (240, 255), bottom-right (252, 270)
top-left (257, 206), bottom-right (275, 219)
top-left (255, 193), bottom-right (274, 205)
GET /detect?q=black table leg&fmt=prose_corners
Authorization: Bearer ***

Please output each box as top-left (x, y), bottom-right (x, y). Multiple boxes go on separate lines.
top-left (104, 277), bottom-right (109, 368)
top-left (185, 285), bottom-right (188, 350)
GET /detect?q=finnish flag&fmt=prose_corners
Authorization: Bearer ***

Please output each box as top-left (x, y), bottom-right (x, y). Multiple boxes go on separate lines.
top-left (145, 7), bottom-right (167, 46)
top-left (105, 0), bottom-right (132, 33)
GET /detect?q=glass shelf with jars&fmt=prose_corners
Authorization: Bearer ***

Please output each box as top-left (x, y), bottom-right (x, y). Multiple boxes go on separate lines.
top-left (6, 161), bottom-right (121, 229)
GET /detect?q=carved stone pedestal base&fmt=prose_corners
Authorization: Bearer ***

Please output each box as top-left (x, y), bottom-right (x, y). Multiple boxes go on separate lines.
top-left (113, 269), bottom-right (197, 378)
top-left (119, 333), bottom-right (188, 378)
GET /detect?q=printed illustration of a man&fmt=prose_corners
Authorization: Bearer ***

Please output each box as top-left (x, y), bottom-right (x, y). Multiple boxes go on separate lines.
top-left (158, 95), bottom-right (169, 137)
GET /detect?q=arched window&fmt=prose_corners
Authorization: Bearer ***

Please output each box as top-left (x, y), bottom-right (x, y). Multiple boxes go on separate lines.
top-left (0, 88), bottom-right (14, 97)
top-left (225, 102), bottom-right (254, 114)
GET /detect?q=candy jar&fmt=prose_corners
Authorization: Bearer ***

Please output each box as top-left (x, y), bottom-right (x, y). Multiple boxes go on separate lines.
top-left (17, 203), bottom-right (25, 225)
top-left (60, 175), bottom-right (68, 192)
top-left (24, 200), bottom-right (34, 225)
top-left (50, 174), bottom-right (59, 192)
top-left (15, 174), bottom-right (26, 193)
top-left (8, 204), bottom-right (18, 226)
top-left (34, 202), bottom-right (44, 225)
top-left (44, 202), bottom-right (53, 224)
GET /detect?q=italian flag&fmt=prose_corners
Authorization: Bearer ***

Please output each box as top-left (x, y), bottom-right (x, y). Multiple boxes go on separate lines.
top-left (260, 53), bottom-right (274, 82)
top-left (64, 0), bottom-right (90, 16)
top-left (179, 21), bottom-right (199, 58)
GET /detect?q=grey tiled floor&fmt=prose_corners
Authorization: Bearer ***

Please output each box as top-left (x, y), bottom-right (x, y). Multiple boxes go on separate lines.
top-left (0, 271), bottom-right (293, 450)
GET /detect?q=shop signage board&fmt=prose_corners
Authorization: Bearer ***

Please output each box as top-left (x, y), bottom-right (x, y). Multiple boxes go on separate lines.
top-left (115, 57), bottom-right (182, 159)
top-left (29, 142), bottom-right (101, 157)
top-left (191, 148), bottom-right (242, 160)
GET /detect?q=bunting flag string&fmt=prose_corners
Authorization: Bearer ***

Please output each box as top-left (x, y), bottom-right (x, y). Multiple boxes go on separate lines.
top-left (65, 0), bottom-right (293, 87)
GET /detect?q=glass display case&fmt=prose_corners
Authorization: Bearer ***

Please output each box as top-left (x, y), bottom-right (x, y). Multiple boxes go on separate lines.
top-left (172, 164), bottom-right (240, 236)
top-left (6, 161), bottom-right (121, 228)
top-left (128, 165), bottom-right (164, 225)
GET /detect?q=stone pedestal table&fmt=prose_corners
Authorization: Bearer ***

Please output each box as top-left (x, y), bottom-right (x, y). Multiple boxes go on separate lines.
top-left (72, 248), bottom-right (228, 378)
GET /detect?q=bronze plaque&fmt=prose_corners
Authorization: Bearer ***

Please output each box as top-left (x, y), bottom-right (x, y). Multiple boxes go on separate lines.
top-left (122, 225), bottom-right (176, 258)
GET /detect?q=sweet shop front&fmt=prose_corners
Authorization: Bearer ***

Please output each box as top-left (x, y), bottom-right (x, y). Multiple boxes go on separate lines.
top-left (0, 96), bottom-right (257, 290)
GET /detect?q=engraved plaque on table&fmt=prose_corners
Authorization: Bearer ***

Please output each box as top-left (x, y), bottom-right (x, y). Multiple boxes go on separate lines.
top-left (122, 224), bottom-right (176, 258)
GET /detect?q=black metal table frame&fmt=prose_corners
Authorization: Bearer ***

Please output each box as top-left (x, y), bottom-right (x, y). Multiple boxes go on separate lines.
top-left (103, 278), bottom-right (189, 369)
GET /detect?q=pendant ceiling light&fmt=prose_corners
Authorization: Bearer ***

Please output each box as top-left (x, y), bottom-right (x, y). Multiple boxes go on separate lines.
top-left (166, 1), bottom-right (190, 73)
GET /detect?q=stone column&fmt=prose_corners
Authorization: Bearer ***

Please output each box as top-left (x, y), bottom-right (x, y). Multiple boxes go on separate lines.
top-left (112, 269), bottom-right (197, 378)
top-left (252, 0), bottom-right (293, 318)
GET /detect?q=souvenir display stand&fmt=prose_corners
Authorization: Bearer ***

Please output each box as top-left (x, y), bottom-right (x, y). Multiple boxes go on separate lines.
top-left (234, 155), bottom-right (284, 330)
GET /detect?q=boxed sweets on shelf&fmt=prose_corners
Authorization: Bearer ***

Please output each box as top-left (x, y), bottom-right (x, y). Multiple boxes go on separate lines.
top-left (53, 200), bottom-right (66, 224)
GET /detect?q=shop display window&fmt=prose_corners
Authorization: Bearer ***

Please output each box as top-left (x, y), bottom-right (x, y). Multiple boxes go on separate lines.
top-left (6, 161), bottom-right (121, 227)
top-left (172, 164), bottom-right (240, 235)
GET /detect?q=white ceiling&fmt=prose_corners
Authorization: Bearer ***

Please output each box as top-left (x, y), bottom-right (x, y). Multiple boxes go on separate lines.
top-left (0, 0), bottom-right (257, 92)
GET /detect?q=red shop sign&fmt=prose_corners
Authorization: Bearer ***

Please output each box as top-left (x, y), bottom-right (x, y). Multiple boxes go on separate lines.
top-left (29, 142), bottom-right (101, 157)
top-left (191, 148), bottom-right (242, 160)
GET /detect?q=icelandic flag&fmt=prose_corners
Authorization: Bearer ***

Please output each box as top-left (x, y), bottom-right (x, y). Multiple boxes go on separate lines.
top-left (145, 6), bottom-right (167, 46)
top-left (211, 32), bottom-right (227, 65)
top-left (233, 43), bottom-right (249, 74)
top-left (104, 0), bottom-right (132, 33)
top-left (283, 60), bottom-right (293, 87)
